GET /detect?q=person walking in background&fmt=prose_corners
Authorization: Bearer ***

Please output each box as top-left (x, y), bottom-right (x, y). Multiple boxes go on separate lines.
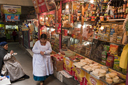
top-left (32, 34), bottom-right (53, 85)
top-left (12, 30), bottom-right (17, 42)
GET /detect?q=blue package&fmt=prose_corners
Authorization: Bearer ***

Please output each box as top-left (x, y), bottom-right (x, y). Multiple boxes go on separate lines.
top-left (110, 28), bottom-right (115, 35)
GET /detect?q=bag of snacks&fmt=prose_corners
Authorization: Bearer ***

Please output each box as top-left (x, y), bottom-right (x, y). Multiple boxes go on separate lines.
top-left (106, 53), bottom-right (114, 68)
top-left (113, 55), bottom-right (121, 71)
top-left (101, 60), bottom-right (106, 65)
top-left (104, 45), bottom-right (110, 51)
top-left (109, 44), bottom-right (118, 55)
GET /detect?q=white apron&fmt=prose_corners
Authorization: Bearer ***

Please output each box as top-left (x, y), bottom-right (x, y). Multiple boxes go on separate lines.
top-left (32, 41), bottom-right (53, 77)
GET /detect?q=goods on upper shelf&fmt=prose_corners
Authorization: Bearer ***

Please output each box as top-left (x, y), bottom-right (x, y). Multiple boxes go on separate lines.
top-left (51, 35), bottom-right (59, 53)
top-left (94, 23), bottom-right (125, 44)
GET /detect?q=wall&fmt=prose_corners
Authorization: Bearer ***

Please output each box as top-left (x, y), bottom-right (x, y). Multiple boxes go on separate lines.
top-left (0, 0), bottom-right (33, 6)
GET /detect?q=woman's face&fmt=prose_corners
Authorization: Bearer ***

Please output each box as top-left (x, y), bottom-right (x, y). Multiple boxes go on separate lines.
top-left (40, 38), bottom-right (47, 44)
top-left (3, 44), bottom-right (8, 50)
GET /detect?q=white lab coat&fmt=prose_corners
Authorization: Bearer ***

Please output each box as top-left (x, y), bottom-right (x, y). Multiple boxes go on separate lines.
top-left (32, 40), bottom-right (53, 77)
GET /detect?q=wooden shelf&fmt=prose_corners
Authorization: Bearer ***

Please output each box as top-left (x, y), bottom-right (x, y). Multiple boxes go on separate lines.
top-left (101, 19), bottom-right (125, 23)
top-left (101, 2), bottom-right (108, 4)
top-left (45, 26), bottom-right (55, 28)
top-left (108, 19), bottom-right (125, 21)
top-left (93, 39), bottom-right (126, 46)
top-left (62, 27), bottom-right (73, 29)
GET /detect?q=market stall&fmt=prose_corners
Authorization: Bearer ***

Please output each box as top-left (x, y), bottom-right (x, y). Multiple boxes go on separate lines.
top-left (33, 0), bottom-right (128, 85)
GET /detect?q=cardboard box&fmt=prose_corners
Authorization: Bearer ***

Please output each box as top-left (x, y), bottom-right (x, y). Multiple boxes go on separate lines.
top-left (53, 57), bottom-right (63, 71)
top-left (53, 70), bottom-right (63, 82)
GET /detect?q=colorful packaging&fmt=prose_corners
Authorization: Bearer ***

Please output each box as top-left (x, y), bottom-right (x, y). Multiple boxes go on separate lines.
top-left (110, 28), bottom-right (115, 35)
top-left (102, 51), bottom-right (107, 60)
top-left (104, 45), bottom-right (110, 51)
top-left (117, 36), bottom-right (122, 43)
top-left (113, 55), bottom-right (121, 71)
top-left (101, 60), bottom-right (106, 65)
top-left (106, 54), bottom-right (114, 68)
top-left (109, 44), bottom-right (119, 55)
top-left (122, 69), bottom-right (127, 75)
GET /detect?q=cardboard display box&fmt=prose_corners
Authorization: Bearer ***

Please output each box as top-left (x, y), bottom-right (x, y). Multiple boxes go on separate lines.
top-left (52, 56), bottom-right (64, 71)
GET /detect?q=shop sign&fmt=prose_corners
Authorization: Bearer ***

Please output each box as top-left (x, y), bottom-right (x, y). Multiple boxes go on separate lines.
top-left (32, 0), bottom-right (48, 13)
top-left (45, 0), bottom-right (56, 11)
top-left (5, 14), bottom-right (20, 21)
top-left (1, 5), bottom-right (21, 14)
top-left (40, 10), bottom-right (55, 16)
top-left (22, 27), bottom-right (29, 31)
top-left (32, 0), bottom-right (40, 13)
top-left (85, 72), bottom-right (106, 85)
top-left (63, 0), bottom-right (75, 3)
top-left (32, 0), bottom-right (56, 13)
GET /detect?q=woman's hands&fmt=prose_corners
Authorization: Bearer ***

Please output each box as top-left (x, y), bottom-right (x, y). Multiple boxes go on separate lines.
top-left (40, 51), bottom-right (44, 55)
top-left (10, 50), bottom-right (14, 55)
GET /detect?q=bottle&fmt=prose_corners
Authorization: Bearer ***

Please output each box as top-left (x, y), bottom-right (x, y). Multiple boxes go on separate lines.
top-left (123, 2), bottom-right (126, 12)
top-left (124, 13), bottom-right (127, 18)
top-left (121, 12), bottom-right (124, 19)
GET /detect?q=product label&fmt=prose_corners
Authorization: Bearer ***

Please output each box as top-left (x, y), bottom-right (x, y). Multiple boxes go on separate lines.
top-left (90, 77), bottom-right (97, 85)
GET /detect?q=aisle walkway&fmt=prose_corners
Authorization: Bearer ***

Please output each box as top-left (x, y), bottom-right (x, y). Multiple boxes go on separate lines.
top-left (8, 42), bottom-right (65, 85)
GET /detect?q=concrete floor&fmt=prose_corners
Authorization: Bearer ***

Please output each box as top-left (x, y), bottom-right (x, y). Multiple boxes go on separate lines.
top-left (8, 42), bottom-right (65, 85)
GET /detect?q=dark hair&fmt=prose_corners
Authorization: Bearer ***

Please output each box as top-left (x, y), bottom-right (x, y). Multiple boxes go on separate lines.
top-left (40, 34), bottom-right (47, 39)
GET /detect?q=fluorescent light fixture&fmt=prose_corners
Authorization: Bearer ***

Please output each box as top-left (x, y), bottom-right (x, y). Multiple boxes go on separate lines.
top-left (83, 42), bottom-right (90, 45)
top-left (83, 25), bottom-right (86, 28)
top-left (90, 0), bottom-right (94, 3)
top-left (47, 28), bottom-right (50, 30)
top-left (51, 28), bottom-right (55, 31)
top-left (78, 24), bottom-right (81, 28)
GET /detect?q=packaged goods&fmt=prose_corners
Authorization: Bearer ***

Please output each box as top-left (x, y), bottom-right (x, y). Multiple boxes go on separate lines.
top-left (122, 69), bottom-right (127, 75)
top-left (112, 33), bottom-right (117, 43)
top-left (113, 55), bottom-right (121, 71)
top-left (52, 54), bottom-right (64, 71)
top-left (105, 72), bottom-right (124, 84)
top-left (63, 51), bottom-right (76, 57)
top-left (117, 36), bottom-right (122, 43)
top-left (109, 44), bottom-right (119, 55)
top-left (102, 51), bottom-right (107, 60)
top-left (106, 54), bottom-right (114, 68)
top-left (110, 28), bottom-right (115, 35)
top-left (104, 45), bottom-right (110, 51)
top-left (101, 60), bottom-right (106, 65)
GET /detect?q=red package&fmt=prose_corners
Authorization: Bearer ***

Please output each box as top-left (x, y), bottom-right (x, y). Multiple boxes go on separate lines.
top-left (106, 53), bottom-right (114, 68)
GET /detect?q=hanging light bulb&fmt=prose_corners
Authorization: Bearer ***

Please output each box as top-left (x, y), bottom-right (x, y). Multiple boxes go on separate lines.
top-left (66, 3), bottom-right (69, 9)
top-left (40, 17), bottom-right (43, 20)
top-left (46, 17), bottom-right (48, 20)
top-left (100, 26), bottom-right (104, 30)
top-left (51, 28), bottom-right (55, 31)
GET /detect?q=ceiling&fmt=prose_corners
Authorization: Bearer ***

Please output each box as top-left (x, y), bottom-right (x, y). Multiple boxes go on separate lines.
top-left (0, 0), bottom-right (33, 6)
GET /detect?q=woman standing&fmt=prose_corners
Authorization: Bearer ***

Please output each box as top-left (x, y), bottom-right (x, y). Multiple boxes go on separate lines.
top-left (32, 34), bottom-right (53, 85)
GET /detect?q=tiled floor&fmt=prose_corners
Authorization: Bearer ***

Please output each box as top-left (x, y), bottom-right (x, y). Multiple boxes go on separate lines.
top-left (8, 42), bottom-right (65, 85)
